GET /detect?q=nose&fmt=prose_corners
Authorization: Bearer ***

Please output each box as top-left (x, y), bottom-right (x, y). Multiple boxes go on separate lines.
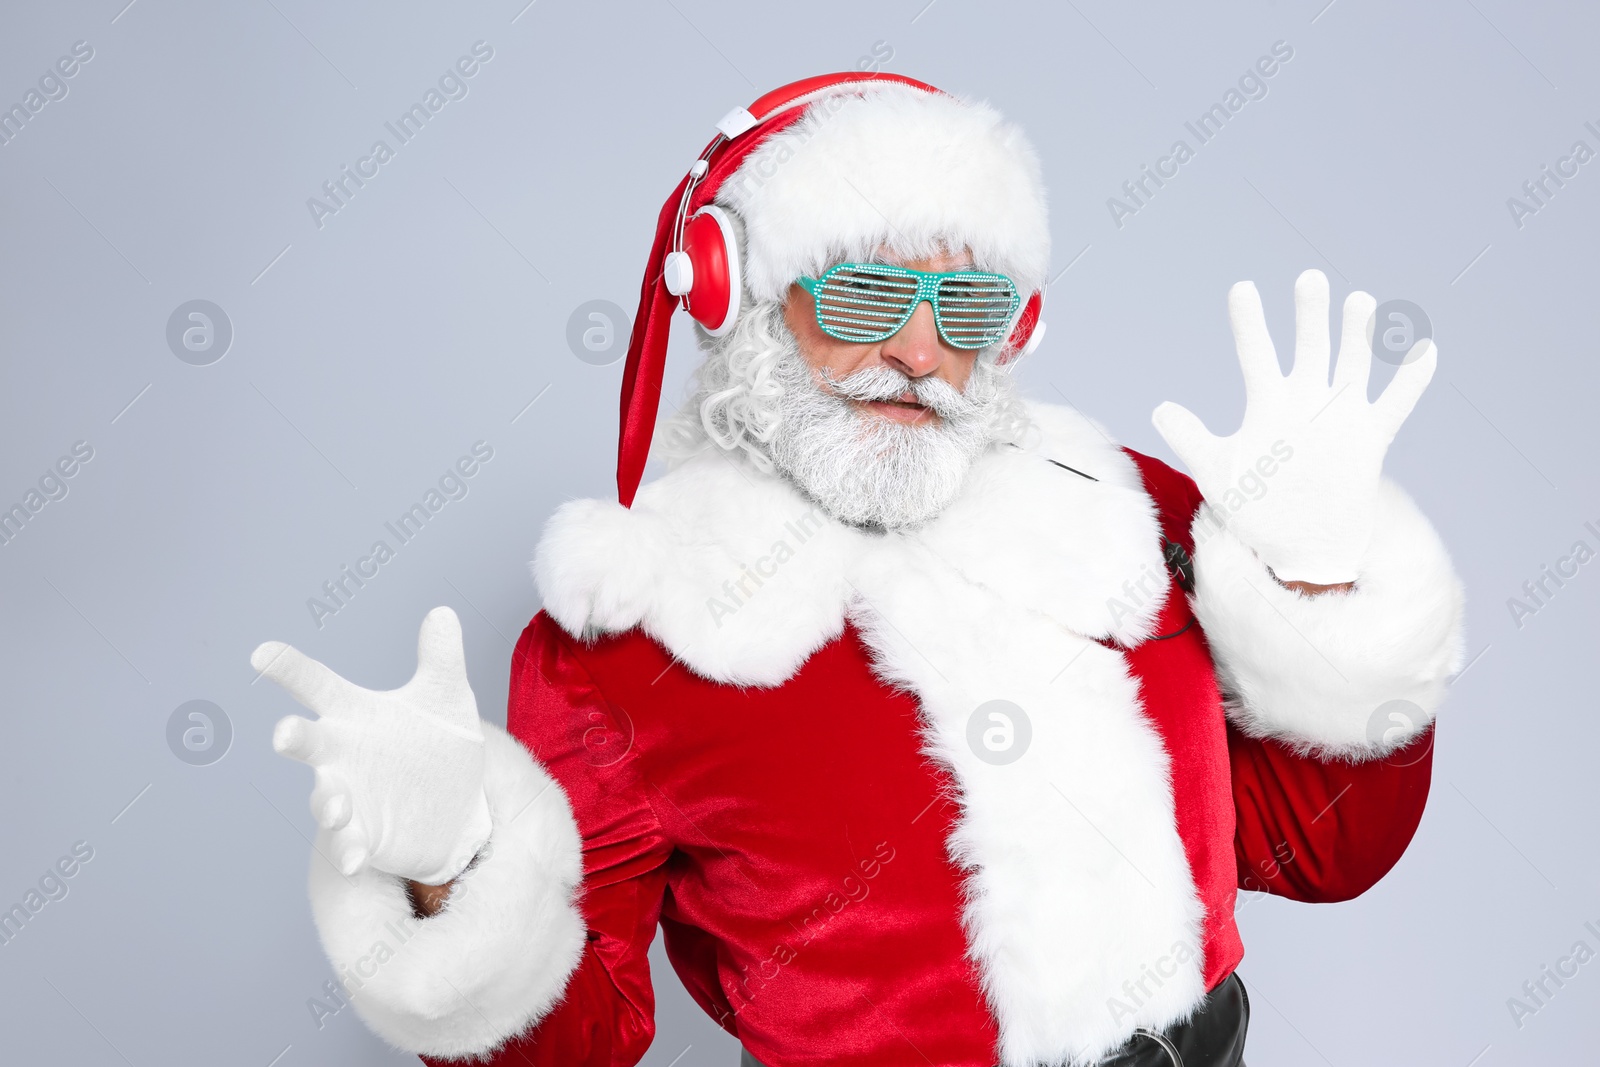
top-left (878, 300), bottom-right (945, 379)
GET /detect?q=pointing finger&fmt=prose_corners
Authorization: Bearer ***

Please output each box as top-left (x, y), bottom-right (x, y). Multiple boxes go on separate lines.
top-left (252, 641), bottom-right (358, 715)
top-left (1227, 280), bottom-right (1282, 402)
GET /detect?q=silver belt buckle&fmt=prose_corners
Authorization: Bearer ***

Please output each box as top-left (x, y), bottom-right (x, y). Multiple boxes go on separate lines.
top-left (1131, 1027), bottom-right (1183, 1067)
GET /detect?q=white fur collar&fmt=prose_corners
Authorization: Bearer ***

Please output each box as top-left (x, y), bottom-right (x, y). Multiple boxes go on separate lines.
top-left (534, 402), bottom-right (1171, 686)
top-left (534, 402), bottom-right (1206, 1064)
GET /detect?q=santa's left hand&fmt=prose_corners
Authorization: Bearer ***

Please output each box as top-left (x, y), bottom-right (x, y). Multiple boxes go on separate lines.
top-left (1152, 269), bottom-right (1436, 586)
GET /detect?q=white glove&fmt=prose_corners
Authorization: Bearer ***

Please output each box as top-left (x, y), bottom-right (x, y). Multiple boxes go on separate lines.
top-left (1152, 269), bottom-right (1437, 585)
top-left (251, 606), bottom-right (493, 885)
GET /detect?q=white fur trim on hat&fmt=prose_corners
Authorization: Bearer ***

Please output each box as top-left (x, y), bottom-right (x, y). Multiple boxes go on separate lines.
top-left (716, 84), bottom-right (1051, 303)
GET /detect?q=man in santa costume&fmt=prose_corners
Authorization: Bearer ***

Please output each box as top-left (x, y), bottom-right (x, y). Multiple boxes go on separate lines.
top-left (252, 74), bottom-right (1463, 1066)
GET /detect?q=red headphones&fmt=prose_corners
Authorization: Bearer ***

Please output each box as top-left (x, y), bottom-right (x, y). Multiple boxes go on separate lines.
top-left (616, 72), bottom-right (1046, 507)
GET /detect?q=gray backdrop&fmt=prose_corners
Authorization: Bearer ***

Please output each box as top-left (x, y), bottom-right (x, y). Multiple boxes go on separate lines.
top-left (2, 1), bottom-right (1595, 1064)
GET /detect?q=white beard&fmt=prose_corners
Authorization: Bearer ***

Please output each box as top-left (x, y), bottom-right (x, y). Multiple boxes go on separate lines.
top-left (767, 344), bottom-right (1014, 530)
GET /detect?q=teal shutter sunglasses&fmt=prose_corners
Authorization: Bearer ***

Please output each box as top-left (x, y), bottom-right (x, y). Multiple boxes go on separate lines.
top-left (797, 263), bottom-right (1022, 350)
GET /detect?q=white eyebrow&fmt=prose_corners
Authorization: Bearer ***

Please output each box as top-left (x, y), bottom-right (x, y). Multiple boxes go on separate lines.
top-left (865, 257), bottom-right (979, 271)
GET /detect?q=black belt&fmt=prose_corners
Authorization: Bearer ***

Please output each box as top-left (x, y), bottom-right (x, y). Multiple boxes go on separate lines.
top-left (1098, 973), bottom-right (1249, 1066)
top-left (738, 973), bottom-right (1249, 1067)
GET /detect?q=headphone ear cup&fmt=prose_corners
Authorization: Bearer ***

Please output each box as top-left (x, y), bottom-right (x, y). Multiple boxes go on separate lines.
top-left (681, 206), bottom-right (743, 336)
top-left (997, 290), bottom-right (1044, 366)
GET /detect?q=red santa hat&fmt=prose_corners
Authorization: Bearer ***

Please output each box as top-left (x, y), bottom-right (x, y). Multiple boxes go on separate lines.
top-left (617, 73), bottom-right (1051, 506)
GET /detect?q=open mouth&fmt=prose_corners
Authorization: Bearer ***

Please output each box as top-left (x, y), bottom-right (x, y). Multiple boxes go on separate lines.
top-left (858, 392), bottom-right (937, 425)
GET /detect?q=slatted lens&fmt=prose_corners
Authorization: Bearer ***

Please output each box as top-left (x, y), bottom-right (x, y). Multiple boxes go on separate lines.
top-left (935, 274), bottom-right (1019, 349)
top-left (813, 266), bottom-right (920, 343)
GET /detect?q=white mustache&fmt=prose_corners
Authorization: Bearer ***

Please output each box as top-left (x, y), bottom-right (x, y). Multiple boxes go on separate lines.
top-left (818, 365), bottom-right (982, 420)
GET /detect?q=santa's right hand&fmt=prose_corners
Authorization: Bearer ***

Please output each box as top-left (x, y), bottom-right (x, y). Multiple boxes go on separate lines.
top-left (251, 607), bottom-right (493, 885)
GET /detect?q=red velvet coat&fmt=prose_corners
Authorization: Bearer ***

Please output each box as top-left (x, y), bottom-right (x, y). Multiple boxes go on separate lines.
top-left (426, 449), bottom-right (1436, 1067)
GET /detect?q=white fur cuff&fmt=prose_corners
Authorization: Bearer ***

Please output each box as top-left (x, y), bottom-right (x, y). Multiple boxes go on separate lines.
top-left (306, 723), bottom-right (586, 1058)
top-left (1190, 479), bottom-right (1465, 758)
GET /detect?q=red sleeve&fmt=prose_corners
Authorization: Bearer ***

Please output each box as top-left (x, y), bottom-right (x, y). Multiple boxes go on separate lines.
top-left (427, 615), bottom-right (673, 1067)
top-left (1229, 726), bottom-right (1433, 902)
top-left (1125, 448), bottom-right (1436, 904)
